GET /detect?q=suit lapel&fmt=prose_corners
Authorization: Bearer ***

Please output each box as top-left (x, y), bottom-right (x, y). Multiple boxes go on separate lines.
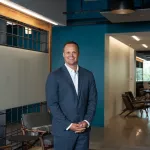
top-left (61, 65), bottom-right (77, 97)
top-left (78, 66), bottom-right (83, 98)
top-left (61, 65), bottom-right (83, 98)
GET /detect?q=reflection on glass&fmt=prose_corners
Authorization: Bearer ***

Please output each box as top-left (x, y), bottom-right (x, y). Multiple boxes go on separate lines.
top-left (136, 68), bottom-right (143, 81)
top-left (136, 61), bottom-right (150, 82)
top-left (143, 61), bottom-right (150, 81)
top-left (1, 18), bottom-right (48, 53)
top-left (24, 27), bottom-right (29, 38)
top-left (29, 28), bottom-right (32, 34)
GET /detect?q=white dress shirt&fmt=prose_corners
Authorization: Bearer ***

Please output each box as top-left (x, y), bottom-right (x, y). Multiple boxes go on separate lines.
top-left (65, 63), bottom-right (79, 95)
top-left (65, 64), bottom-right (90, 130)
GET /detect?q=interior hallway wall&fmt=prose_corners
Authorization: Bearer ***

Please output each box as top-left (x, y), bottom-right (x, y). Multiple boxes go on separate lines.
top-left (105, 36), bottom-right (134, 126)
top-left (129, 49), bottom-right (136, 94)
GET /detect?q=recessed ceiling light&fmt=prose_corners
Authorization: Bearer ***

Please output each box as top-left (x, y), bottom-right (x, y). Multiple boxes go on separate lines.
top-left (142, 44), bottom-right (148, 48)
top-left (131, 35), bottom-right (140, 41)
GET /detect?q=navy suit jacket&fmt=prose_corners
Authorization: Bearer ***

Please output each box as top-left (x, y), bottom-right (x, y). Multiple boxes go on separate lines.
top-left (46, 65), bottom-right (97, 136)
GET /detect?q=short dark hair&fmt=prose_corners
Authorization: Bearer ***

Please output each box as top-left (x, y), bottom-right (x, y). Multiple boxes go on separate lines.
top-left (63, 41), bottom-right (79, 52)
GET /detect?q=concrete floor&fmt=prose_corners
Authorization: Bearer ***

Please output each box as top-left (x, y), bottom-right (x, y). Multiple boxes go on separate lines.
top-left (6, 112), bottom-right (150, 150)
top-left (89, 112), bottom-right (150, 150)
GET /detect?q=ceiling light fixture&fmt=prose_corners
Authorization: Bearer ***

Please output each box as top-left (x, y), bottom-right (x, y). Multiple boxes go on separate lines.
top-left (0, 0), bottom-right (58, 25)
top-left (110, 0), bottom-right (135, 15)
top-left (131, 35), bottom-right (140, 41)
top-left (142, 44), bottom-right (148, 48)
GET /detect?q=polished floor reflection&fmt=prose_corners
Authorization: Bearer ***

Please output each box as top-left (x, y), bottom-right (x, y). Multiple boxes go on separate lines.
top-left (7, 113), bottom-right (150, 150)
top-left (90, 112), bottom-right (150, 150)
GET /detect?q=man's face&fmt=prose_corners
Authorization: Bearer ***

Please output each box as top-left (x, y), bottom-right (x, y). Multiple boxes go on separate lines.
top-left (63, 44), bottom-right (79, 66)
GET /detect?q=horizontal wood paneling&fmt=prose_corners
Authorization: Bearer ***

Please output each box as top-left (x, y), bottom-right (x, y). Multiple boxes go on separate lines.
top-left (0, 3), bottom-right (51, 31)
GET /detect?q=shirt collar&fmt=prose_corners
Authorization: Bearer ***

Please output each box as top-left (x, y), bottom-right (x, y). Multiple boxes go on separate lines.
top-left (65, 63), bottom-right (79, 74)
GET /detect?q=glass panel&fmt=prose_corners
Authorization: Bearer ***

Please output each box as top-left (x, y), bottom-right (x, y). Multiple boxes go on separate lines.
top-left (41, 43), bottom-right (47, 52)
top-left (19, 25), bottom-right (23, 36)
top-left (23, 106), bottom-right (27, 114)
top-left (29, 39), bottom-right (32, 49)
top-left (41, 32), bottom-right (47, 43)
top-left (136, 68), bottom-right (143, 81)
top-left (33, 30), bottom-right (37, 41)
top-left (36, 103), bottom-right (40, 112)
top-left (7, 35), bottom-right (12, 46)
top-left (7, 24), bottom-right (12, 34)
top-left (46, 32), bottom-right (48, 43)
top-left (37, 32), bottom-right (40, 42)
top-left (18, 107), bottom-right (22, 122)
top-left (31, 104), bottom-right (37, 112)
top-left (24, 27), bottom-right (29, 38)
top-left (0, 19), bottom-right (48, 53)
top-left (6, 109), bottom-right (11, 123)
top-left (28, 105), bottom-right (34, 113)
top-left (12, 108), bottom-right (17, 122)
top-left (0, 32), bottom-right (6, 45)
top-left (0, 19), bottom-right (7, 33)
top-left (29, 28), bottom-right (32, 39)
top-left (37, 42), bottom-right (40, 51)
top-left (143, 61), bottom-right (150, 81)
top-left (33, 41), bottom-right (36, 50)
top-left (18, 37), bottom-right (23, 48)
top-left (13, 36), bottom-right (18, 47)
top-left (13, 25), bottom-right (18, 35)
top-left (24, 38), bottom-right (29, 49)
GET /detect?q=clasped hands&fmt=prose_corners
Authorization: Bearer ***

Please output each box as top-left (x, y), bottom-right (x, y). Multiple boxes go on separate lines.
top-left (69, 121), bottom-right (88, 133)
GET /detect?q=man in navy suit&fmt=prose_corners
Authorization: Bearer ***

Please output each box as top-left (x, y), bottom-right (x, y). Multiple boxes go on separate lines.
top-left (46, 41), bottom-right (97, 150)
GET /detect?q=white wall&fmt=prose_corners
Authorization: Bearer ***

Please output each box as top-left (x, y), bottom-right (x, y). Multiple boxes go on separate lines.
top-left (105, 36), bottom-right (135, 126)
top-left (129, 48), bottom-right (136, 94)
top-left (12, 0), bottom-right (66, 25)
top-left (0, 46), bottom-right (49, 110)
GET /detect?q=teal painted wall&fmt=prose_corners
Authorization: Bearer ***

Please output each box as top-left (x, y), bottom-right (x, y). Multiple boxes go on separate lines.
top-left (52, 22), bottom-right (150, 127)
top-left (107, 22), bottom-right (150, 34)
top-left (66, 0), bottom-right (142, 25)
top-left (52, 24), bottom-right (107, 127)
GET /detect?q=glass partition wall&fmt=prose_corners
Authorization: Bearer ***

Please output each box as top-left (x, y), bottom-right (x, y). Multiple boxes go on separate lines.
top-left (0, 16), bottom-right (48, 53)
